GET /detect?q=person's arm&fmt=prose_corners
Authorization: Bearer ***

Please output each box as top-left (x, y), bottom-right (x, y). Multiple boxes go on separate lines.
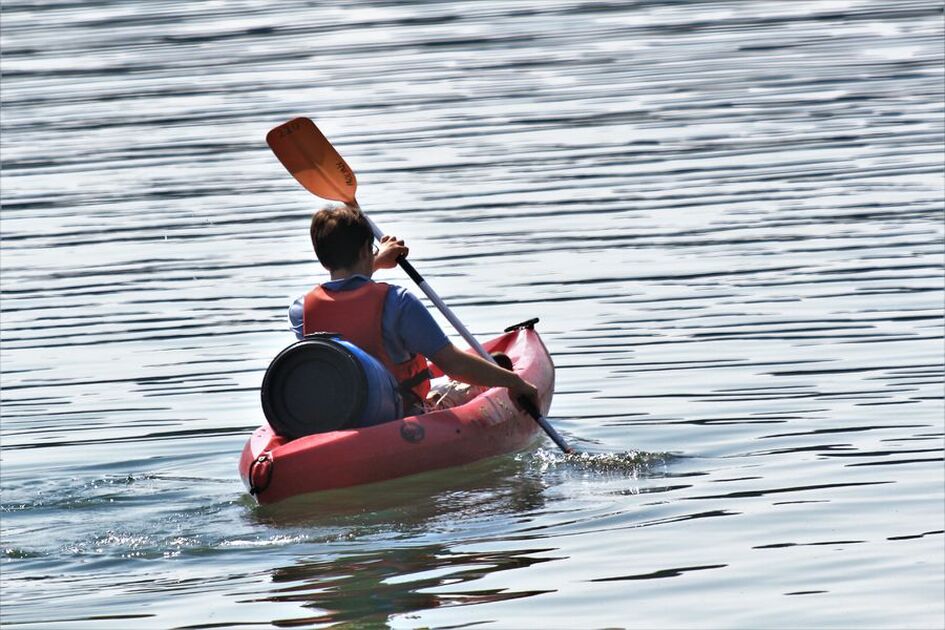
top-left (431, 343), bottom-right (540, 410)
top-left (378, 240), bottom-right (539, 410)
top-left (288, 295), bottom-right (305, 340)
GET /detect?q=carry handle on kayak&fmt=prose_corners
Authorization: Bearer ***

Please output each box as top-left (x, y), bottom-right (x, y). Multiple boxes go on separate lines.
top-left (266, 117), bottom-right (573, 454)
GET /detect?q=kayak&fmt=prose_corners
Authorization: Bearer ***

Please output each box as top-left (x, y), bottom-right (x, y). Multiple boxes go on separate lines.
top-left (239, 321), bottom-right (554, 504)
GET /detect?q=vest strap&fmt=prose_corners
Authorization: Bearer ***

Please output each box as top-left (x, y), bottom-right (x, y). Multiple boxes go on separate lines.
top-left (398, 367), bottom-right (432, 397)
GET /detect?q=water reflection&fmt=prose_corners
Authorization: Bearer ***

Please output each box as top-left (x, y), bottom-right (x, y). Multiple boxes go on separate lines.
top-left (229, 457), bottom-right (560, 627)
top-left (245, 545), bottom-right (559, 629)
top-left (247, 454), bottom-right (548, 529)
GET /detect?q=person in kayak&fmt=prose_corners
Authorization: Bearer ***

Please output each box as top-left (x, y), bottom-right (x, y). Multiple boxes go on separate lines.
top-left (289, 204), bottom-right (540, 417)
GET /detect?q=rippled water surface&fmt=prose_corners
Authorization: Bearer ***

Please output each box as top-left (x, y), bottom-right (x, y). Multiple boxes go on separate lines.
top-left (2, 0), bottom-right (943, 627)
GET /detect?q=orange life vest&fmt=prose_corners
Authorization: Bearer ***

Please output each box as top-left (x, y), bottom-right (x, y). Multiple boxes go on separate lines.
top-left (302, 281), bottom-right (431, 405)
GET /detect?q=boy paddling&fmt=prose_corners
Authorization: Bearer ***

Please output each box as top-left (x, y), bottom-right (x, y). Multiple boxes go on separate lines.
top-left (289, 204), bottom-right (539, 417)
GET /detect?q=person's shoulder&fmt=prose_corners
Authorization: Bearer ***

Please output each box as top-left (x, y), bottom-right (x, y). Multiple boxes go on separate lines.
top-left (380, 283), bottom-right (426, 319)
top-left (379, 282), bottom-right (414, 298)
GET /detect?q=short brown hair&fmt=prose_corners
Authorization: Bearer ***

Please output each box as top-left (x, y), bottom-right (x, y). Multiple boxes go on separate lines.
top-left (310, 205), bottom-right (372, 270)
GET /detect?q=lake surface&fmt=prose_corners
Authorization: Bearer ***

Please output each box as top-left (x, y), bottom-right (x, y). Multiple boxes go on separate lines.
top-left (1, 0), bottom-right (943, 627)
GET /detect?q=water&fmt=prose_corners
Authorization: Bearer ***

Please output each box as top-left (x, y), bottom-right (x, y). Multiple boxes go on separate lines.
top-left (1, 0), bottom-right (943, 627)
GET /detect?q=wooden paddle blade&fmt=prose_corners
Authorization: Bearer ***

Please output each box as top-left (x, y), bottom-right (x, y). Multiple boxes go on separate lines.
top-left (266, 117), bottom-right (357, 204)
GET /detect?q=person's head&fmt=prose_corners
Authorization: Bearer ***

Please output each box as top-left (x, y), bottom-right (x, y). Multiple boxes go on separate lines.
top-left (310, 204), bottom-right (372, 271)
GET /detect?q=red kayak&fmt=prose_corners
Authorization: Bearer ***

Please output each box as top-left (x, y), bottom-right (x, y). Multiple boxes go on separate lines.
top-left (239, 324), bottom-right (555, 504)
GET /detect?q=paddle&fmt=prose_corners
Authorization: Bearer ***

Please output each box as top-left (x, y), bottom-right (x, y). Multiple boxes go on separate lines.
top-left (266, 117), bottom-right (573, 454)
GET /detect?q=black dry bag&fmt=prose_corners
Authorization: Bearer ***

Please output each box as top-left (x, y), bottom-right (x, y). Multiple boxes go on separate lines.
top-left (260, 334), bottom-right (402, 439)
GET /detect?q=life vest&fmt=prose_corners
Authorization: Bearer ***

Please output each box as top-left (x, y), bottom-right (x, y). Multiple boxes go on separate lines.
top-left (302, 281), bottom-right (431, 406)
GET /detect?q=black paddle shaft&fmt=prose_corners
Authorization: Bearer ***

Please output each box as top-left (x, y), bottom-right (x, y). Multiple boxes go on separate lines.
top-left (518, 396), bottom-right (574, 453)
top-left (397, 256), bottom-right (425, 285)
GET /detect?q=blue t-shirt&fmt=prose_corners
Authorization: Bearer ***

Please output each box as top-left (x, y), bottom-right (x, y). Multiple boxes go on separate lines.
top-left (288, 275), bottom-right (450, 363)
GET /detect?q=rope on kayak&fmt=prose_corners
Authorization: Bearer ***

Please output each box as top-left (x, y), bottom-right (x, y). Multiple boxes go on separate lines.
top-left (248, 453), bottom-right (273, 496)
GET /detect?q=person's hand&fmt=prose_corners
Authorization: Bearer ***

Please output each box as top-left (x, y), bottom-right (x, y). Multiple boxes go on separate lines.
top-left (508, 376), bottom-right (540, 415)
top-left (373, 235), bottom-right (408, 270)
